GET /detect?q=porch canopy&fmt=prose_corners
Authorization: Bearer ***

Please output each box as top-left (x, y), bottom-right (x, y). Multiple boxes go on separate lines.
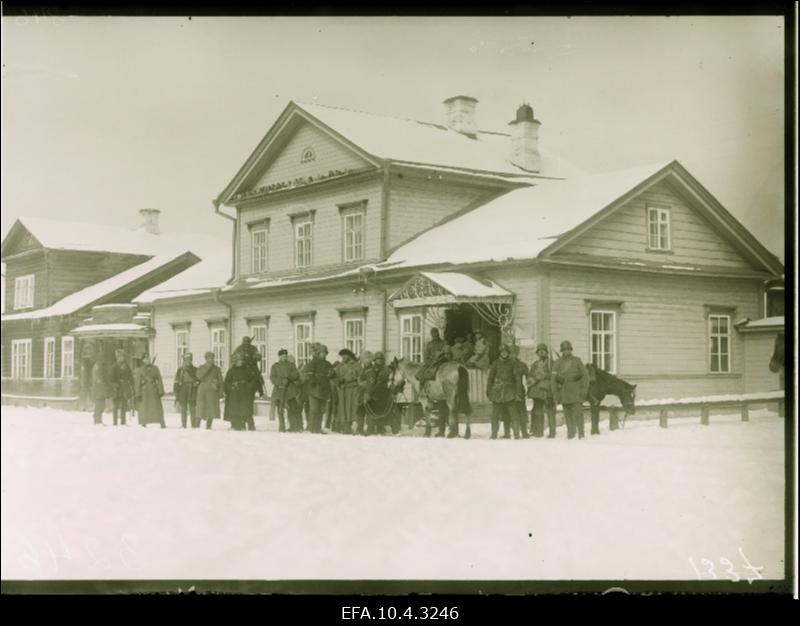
top-left (389, 271), bottom-right (513, 308)
top-left (70, 323), bottom-right (155, 339)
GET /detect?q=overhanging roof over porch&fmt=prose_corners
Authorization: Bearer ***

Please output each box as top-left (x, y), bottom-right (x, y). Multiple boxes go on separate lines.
top-left (70, 323), bottom-right (155, 339)
top-left (389, 272), bottom-right (513, 309)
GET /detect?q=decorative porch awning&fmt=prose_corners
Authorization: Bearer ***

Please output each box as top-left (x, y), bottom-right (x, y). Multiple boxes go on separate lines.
top-left (70, 323), bottom-right (155, 339)
top-left (389, 272), bottom-right (514, 309)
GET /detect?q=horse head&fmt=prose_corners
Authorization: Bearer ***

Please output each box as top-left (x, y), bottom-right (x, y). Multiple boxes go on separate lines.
top-left (620, 383), bottom-right (637, 415)
top-left (769, 333), bottom-right (785, 373)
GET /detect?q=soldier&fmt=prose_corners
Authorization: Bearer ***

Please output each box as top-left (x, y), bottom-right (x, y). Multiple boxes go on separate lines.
top-left (415, 328), bottom-right (446, 382)
top-left (232, 336), bottom-right (261, 370)
top-left (486, 344), bottom-right (525, 439)
top-left (468, 330), bottom-right (490, 370)
top-left (528, 344), bottom-right (557, 438)
top-left (137, 356), bottom-right (166, 428)
top-left (450, 336), bottom-right (467, 362)
top-left (270, 348), bottom-right (301, 433)
top-left (108, 349), bottom-right (135, 426)
top-left (362, 351), bottom-right (394, 435)
top-left (510, 344), bottom-right (530, 438)
top-left (552, 340), bottom-right (589, 439)
top-left (224, 351), bottom-right (262, 431)
top-left (173, 352), bottom-right (199, 428)
top-left (90, 355), bottom-right (109, 426)
top-left (302, 343), bottom-right (335, 434)
top-left (196, 351), bottom-right (224, 430)
top-left (335, 348), bottom-right (362, 434)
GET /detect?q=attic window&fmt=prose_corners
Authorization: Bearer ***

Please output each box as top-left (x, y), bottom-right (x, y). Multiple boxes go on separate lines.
top-left (300, 147), bottom-right (316, 164)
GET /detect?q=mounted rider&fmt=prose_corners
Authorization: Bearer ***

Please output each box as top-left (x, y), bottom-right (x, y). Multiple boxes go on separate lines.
top-left (415, 328), bottom-right (447, 383)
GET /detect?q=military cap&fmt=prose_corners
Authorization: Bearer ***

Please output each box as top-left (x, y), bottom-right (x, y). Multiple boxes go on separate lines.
top-left (182, 352), bottom-right (194, 360)
top-left (204, 351), bottom-right (215, 359)
top-left (338, 348), bottom-right (356, 360)
top-left (536, 343), bottom-right (549, 353)
top-left (373, 351), bottom-right (385, 361)
top-left (560, 340), bottom-right (573, 350)
top-left (277, 348), bottom-right (288, 356)
top-left (499, 344), bottom-right (511, 354)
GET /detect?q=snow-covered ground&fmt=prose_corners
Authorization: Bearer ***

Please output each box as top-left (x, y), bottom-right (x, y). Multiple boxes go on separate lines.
top-left (1, 406), bottom-right (786, 581)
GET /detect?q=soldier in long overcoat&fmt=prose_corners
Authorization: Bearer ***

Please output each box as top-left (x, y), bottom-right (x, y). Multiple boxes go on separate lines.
top-left (552, 340), bottom-right (589, 439)
top-left (362, 352), bottom-right (395, 435)
top-left (527, 344), bottom-right (557, 438)
top-left (137, 357), bottom-right (166, 428)
top-left (108, 349), bottom-right (135, 426)
top-left (486, 345), bottom-right (525, 439)
top-left (173, 352), bottom-right (199, 428)
top-left (270, 348), bottom-right (301, 432)
top-left (91, 356), bottom-right (109, 426)
top-left (301, 343), bottom-right (335, 434)
top-left (224, 351), bottom-right (262, 431)
top-left (195, 351), bottom-right (224, 429)
top-left (335, 348), bottom-right (362, 434)
top-left (510, 344), bottom-right (530, 438)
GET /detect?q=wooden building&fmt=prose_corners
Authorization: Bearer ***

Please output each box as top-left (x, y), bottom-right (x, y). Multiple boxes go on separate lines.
top-left (1, 210), bottom-right (205, 408)
top-left (140, 98), bottom-right (784, 407)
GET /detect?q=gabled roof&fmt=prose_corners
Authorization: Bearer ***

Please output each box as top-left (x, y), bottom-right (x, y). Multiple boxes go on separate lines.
top-left (215, 101), bottom-right (584, 206)
top-left (134, 249), bottom-right (232, 304)
top-left (1, 251), bottom-right (200, 321)
top-left (0, 216), bottom-right (228, 259)
top-left (385, 160), bottom-right (784, 276)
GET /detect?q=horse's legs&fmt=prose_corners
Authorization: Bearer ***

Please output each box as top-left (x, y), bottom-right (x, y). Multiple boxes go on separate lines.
top-left (447, 400), bottom-right (459, 438)
top-left (590, 403), bottom-right (600, 435)
top-left (464, 410), bottom-right (471, 439)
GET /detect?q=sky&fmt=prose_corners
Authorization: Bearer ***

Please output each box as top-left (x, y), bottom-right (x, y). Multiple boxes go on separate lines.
top-left (0, 15), bottom-right (787, 260)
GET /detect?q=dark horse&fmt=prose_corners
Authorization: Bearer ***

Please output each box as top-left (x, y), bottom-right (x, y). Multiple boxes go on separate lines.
top-left (769, 332), bottom-right (785, 389)
top-left (585, 364), bottom-right (637, 433)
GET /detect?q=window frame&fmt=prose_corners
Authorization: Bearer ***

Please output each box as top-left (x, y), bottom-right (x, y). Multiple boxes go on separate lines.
top-left (294, 219), bottom-right (314, 269)
top-left (210, 325), bottom-right (228, 372)
top-left (588, 309), bottom-right (617, 374)
top-left (11, 338), bottom-right (32, 379)
top-left (43, 336), bottom-right (56, 379)
top-left (647, 205), bottom-right (672, 251)
top-left (708, 313), bottom-right (732, 374)
top-left (294, 321), bottom-right (314, 368)
top-left (249, 322), bottom-right (269, 374)
top-left (60, 336), bottom-right (75, 378)
top-left (14, 274), bottom-right (35, 310)
top-left (175, 327), bottom-right (190, 369)
top-left (251, 226), bottom-right (269, 274)
top-left (343, 317), bottom-right (366, 358)
top-left (399, 313), bottom-right (424, 363)
top-left (341, 205), bottom-right (366, 263)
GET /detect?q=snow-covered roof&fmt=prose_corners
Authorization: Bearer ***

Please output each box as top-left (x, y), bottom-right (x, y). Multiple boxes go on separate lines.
top-left (2, 251), bottom-right (196, 321)
top-left (386, 161), bottom-right (671, 268)
top-left (299, 102), bottom-right (585, 179)
top-left (421, 272), bottom-right (512, 299)
top-left (2, 216), bottom-right (228, 258)
top-left (134, 249), bottom-right (232, 303)
top-left (71, 323), bottom-right (153, 336)
top-left (736, 316), bottom-right (785, 332)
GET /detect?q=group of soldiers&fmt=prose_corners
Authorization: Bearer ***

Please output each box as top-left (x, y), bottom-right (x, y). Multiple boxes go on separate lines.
top-left (90, 332), bottom-right (591, 440)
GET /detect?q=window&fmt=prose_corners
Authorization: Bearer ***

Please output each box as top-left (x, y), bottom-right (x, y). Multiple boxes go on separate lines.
top-left (44, 337), bottom-right (56, 379)
top-left (175, 328), bottom-right (190, 367)
top-left (343, 211), bottom-right (365, 262)
top-left (647, 206), bottom-right (671, 250)
top-left (61, 336), bottom-right (75, 378)
top-left (400, 314), bottom-right (423, 363)
top-left (250, 324), bottom-right (268, 374)
top-left (589, 310), bottom-right (616, 373)
top-left (14, 274), bottom-right (35, 309)
top-left (251, 227), bottom-right (268, 273)
top-left (11, 339), bottom-right (32, 379)
top-left (300, 147), bottom-right (316, 163)
top-left (295, 220), bottom-right (313, 268)
top-left (344, 318), bottom-right (365, 357)
top-left (294, 321), bottom-right (313, 367)
top-left (211, 326), bottom-right (228, 372)
top-left (709, 314), bottom-right (731, 373)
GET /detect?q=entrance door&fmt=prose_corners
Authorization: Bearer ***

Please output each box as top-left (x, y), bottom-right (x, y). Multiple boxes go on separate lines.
top-left (444, 305), bottom-right (474, 344)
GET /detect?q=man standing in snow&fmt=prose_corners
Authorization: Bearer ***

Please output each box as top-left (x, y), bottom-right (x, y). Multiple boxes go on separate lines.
top-left (486, 344), bottom-right (525, 439)
top-left (108, 349), bottom-right (135, 426)
top-left (528, 344), bottom-right (557, 438)
top-left (91, 355), bottom-right (110, 426)
top-left (552, 340), bottom-right (589, 439)
top-left (173, 352), bottom-right (199, 428)
top-left (270, 348), bottom-right (301, 432)
top-left (301, 343), bottom-right (335, 434)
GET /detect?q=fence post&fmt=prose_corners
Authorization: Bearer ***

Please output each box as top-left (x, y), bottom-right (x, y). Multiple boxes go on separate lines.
top-left (659, 408), bottom-right (668, 428)
top-left (701, 405), bottom-right (710, 426)
top-left (741, 403), bottom-right (749, 422)
top-left (609, 407), bottom-right (619, 431)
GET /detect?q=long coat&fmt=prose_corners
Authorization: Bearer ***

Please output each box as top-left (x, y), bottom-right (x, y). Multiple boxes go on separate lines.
top-left (552, 355), bottom-right (589, 405)
top-left (173, 364), bottom-right (198, 405)
top-left (137, 364), bottom-right (165, 424)
top-left (270, 360), bottom-right (301, 403)
top-left (92, 361), bottom-right (110, 401)
top-left (335, 360), bottom-right (362, 426)
top-left (195, 363), bottom-right (223, 421)
top-left (108, 362), bottom-right (135, 401)
top-left (224, 365), bottom-right (259, 422)
top-left (527, 358), bottom-right (554, 400)
top-left (302, 357), bottom-right (335, 400)
top-left (486, 357), bottom-right (524, 404)
top-left (362, 363), bottom-right (393, 415)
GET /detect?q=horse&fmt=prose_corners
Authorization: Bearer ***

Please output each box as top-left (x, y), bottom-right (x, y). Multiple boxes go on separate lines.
top-left (769, 332), bottom-right (785, 390)
top-left (585, 364), bottom-right (637, 432)
top-left (390, 357), bottom-right (472, 438)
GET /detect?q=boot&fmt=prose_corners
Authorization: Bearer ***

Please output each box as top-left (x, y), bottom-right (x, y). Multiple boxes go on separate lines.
top-left (490, 417), bottom-right (499, 440)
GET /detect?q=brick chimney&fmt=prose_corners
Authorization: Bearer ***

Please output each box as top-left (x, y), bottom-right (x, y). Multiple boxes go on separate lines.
top-left (139, 208), bottom-right (161, 235)
top-left (508, 103), bottom-right (541, 173)
top-left (443, 95), bottom-right (478, 138)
